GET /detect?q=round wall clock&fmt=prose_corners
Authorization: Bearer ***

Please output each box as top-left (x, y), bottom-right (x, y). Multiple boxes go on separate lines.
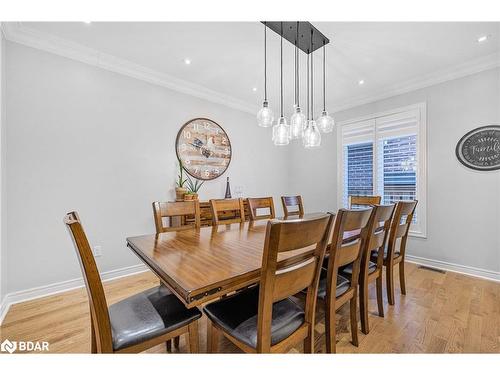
top-left (175, 118), bottom-right (232, 180)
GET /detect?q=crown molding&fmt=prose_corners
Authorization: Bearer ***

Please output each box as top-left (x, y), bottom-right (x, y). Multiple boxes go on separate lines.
top-left (1, 22), bottom-right (258, 115)
top-left (331, 51), bottom-right (500, 113)
top-left (2, 22), bottom-right (499, 116)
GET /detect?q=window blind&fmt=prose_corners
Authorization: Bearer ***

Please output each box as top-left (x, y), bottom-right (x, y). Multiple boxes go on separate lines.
top-left (343, 142), bottom-right (374, 208)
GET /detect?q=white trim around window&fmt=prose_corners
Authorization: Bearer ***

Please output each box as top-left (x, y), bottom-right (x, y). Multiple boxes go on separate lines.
top-left (337, 103), bottom-right (427, 238)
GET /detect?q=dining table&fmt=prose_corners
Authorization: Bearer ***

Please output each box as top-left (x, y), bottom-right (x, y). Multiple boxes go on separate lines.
top-left (126, 212), bottom-right (358, 308)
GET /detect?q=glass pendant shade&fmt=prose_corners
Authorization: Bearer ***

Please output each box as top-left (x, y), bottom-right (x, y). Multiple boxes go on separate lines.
top-left (317, 110), bottom-right (334, 133)
top-left (257, 100), bottom-right (274, 128)
top-left (302, 119), bottom-right (321, 148)
top-left (290, 106), bottom-right (306, 139)
top-left (272, 116), bottom-right (290, 146)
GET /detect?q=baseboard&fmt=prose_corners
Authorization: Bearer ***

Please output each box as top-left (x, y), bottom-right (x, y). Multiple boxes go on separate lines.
top-left (0, 263), bottom-right (148, 325)
top-left (406, 255), bottom-right (500, 282)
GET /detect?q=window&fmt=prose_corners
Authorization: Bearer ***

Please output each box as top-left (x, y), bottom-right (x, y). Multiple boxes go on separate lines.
top-left (338, 104), bottom-right (427, 237)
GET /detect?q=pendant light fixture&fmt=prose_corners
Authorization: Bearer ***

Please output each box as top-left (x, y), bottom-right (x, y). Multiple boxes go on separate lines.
top-left (317, 42), bottom-right (334, 133)
top-left (272, 22), bottom-right (290, 146)
top-left (303, 29), bottom-right (321, 148)
top-left (289, 22), bottom-right (306, 140)
top-left (256, 23), bottom-right (274, 127)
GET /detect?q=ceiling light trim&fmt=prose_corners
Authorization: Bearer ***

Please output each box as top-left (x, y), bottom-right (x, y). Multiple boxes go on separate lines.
top-left (1, 22), bottom-right (258, 115)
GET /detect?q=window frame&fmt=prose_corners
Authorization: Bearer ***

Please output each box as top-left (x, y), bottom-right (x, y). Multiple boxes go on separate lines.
top-left (337, 103), bottom-right (427, 238)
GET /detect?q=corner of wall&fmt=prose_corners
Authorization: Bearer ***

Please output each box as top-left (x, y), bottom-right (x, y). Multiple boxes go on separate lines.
top-left (0, 24), bottom-right (6, 310)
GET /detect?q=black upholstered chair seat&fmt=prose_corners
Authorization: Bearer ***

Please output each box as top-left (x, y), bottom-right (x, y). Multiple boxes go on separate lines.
top-left (109, 285), bottom-right (201, 351)
top-left (317, 269), bottom-right (351, 299)
top-left (203, 286), bottom-right (305, 348)
top-left (370, 248), bottom-right (400, 263)
top-left (341, 261), bottom-right (377, 276)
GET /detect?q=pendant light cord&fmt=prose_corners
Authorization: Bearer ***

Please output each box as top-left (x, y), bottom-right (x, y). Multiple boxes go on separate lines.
top-left (306, 50), bottom-right (310, 120)
top-left (264, 23), bottom-right (267, 101)
top-left (295, 22), bottom-right (299, 107)
top-left (280, 22), bottom-right (283, 118)
top-left (323, 42), bottom-right (326, 112)
top-left (310, 30), bottom-right (314, 120)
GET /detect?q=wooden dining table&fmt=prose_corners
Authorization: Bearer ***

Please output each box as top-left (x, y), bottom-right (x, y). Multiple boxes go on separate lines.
top-left (126, 212), bottom-right (357, 308)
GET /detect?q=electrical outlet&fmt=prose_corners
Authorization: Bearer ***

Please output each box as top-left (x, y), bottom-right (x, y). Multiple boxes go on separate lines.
top-left (93, 245), bottom-right (102, 257)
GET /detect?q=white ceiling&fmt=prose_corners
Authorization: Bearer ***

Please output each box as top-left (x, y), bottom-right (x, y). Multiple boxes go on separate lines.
top-left (19, 22), bottom-right (500, 114)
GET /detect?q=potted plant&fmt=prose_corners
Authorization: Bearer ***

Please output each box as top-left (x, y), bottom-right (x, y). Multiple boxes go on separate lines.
top-left (175, 159), bottom-right (188, 201)
top-left (184, 174), bottom-right (204, 201)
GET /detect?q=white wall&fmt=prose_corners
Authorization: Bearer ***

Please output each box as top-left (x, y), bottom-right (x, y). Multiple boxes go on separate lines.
top-left (290, 68), bottom-right (500, 275)
top-left (3, 41), bottom-right (289, 295)
top-left (0, 29), bottom-right (5, 304)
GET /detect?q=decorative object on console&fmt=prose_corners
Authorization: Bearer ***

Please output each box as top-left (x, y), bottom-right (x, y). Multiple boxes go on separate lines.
top-left (257, 21), bottom-right (331, 149)
top-left (185, 174), bottom-right (204, 201)
top-left (224, 177), bottom-right (232, 199)
top-left (176, 118), bottom-right (232, 180)
top-left (175, 158), bottom-right (188, 201)
top-left (455, 125), bottom-right (500, 171)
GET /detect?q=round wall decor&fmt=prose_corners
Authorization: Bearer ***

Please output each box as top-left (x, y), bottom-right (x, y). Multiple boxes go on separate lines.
top-left (175, 118), bottom-right (232, 180)
top-left (455, 125), bottom-right (500, 171)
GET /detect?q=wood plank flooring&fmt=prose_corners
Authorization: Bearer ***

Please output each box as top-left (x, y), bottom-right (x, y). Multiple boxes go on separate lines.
top-left (1, 262), bottom-right (499, 353)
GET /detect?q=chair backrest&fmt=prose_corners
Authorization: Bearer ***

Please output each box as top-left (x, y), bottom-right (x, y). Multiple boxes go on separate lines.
top-left (281, 195), bottom-right (304, 217)
top-left (362, 204), bottom-right (396, 272)
top-left (247, 197), bottom-right (275, 221)
top-left (349, 195), bottom-right (381, 209)
top-left (387, 200), bottom-right (418, 260)
top-left (325, 208), bottom-right (372, 300)
top-left (210, 198), bottom-right (245, 225)
top-left (152, 201), bottom-right (201, 233)
top-left (256, 213), bottom-right (334, 352)
top-left (63, 211), bottom-right (113, 353)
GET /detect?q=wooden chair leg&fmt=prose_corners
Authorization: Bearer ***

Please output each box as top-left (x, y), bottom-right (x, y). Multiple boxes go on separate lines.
top-left (174, 336), bottom-right (180, 348)
top-left (350, 295), bottom-right (359, 347)
top-left (187, 321), bottom-right (199, 353)
top-left (303, 326), bottom-right (314, 354)
top-left (399, 261), bottom-right (406, 295)
top-left (386, 264), bottom-right (395, 305)
top-left (90, 324), bottom-right (97, 354)
top-left (166, 340), bottom-right (172, 352)
top-left (359, 280), bottom-right (370, 335)
top-left (376, 275), bottom-right (384, 317)
top-left (206, 320), bottom-right (219, 353)
top-left (325, 300), bottom-right (336, 354)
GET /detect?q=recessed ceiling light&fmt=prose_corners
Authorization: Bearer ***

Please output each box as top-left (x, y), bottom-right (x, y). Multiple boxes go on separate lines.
top-left (83, 21), bottom-right (92, 24)
top-left (183, 58), bottom-right (191, 65)
top-left (358, 80), bottom-right (365, 86)
top-left (477, 35), bottom-right (489, 43)
top-left (252, 87), bottom-right (257, 92)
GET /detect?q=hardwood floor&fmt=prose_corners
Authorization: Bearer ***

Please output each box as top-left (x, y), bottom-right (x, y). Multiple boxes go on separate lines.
top-left (1, 262), bottom-right (499, 354)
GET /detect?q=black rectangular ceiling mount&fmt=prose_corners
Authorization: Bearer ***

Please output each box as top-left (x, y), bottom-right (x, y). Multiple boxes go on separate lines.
top-left (262, 21), bottom-right (330, 54)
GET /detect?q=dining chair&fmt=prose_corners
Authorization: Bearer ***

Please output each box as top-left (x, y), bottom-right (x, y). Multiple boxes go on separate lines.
top-left (318, 207), bottom-right (372, 353)
top-left (348, 195), bottom-right (381, 208)
top-left (210, 198), bottom-right (246, 225)
top-left (341, 204), bottom-right (395, 334)
top-left (203, 213), bottom-right (335, 353)
top-left (152, 200), bottom-right (201, 350)
top-left (371, 200), bottom-right (417, 305)
top-left (247, 197), bottom-right (275, 221)
top-left (64, 211), bottom-right (201, 353)
top-left (281, 195), bottom-right (304, 217)
top-left (152, 200), bottom-right (201, 233)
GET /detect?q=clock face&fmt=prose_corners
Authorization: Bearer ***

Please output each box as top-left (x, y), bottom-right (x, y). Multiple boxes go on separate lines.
top-left (176, 118), bottom-right (232, 180)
